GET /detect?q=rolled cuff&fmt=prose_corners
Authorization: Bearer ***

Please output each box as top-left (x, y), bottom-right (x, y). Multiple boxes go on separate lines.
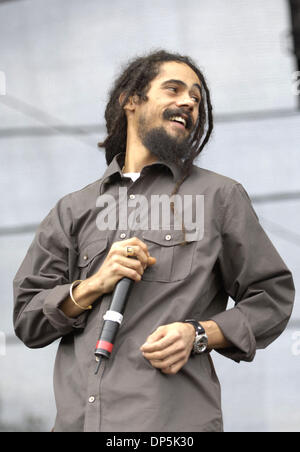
top-left (43, 284), bottom-right (88, 334)
top-left (209, 307), bottom-right (257, 363)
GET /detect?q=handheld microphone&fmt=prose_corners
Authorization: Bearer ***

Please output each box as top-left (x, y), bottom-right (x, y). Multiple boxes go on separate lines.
top-left (94, 276), bottom-right (135, 374)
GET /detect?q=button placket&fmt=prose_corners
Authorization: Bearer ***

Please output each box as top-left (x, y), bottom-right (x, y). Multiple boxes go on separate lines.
top-left (127, 192), bottom-right (139, 232)
top-left (83, 295), bottom-right (111, 432)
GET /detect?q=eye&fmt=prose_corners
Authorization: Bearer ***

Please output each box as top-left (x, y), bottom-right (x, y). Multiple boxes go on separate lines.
top-left (191, 95), bottom-right (200, 103)
top-left (166, 86), bottom-right (177, 93)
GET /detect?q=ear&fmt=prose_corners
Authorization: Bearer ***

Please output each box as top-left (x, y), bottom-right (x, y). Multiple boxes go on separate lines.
top-left (119, 92), bottom-right (139, 112)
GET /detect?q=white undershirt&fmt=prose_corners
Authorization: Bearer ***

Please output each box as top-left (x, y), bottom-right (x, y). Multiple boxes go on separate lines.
top-left (123, 172), bottom-right (141, 182)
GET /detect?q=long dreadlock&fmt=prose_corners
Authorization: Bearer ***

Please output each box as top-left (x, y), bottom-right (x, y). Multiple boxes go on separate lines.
top-left (98, 50), bottom-right (214, 242)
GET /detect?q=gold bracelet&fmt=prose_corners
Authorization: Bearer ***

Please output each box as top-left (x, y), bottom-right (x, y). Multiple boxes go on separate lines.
top-left (69, 280), bottom-right (92, 310)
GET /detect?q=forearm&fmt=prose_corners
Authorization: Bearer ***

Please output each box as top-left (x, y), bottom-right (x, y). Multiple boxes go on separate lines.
top-left (200, 320), bottom-right (232, 350)
top-left (60, 275), bottom-right (104, 318)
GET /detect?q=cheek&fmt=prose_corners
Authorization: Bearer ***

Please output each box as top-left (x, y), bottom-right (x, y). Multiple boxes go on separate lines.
top-left (136, 109), bottom-right (156, 134)
top-left (147, 108), bottom-right (164, 126)
top-left (138, 100), bottom-right (167, 127)
top-left (193, 111), bottom-right (200, 127)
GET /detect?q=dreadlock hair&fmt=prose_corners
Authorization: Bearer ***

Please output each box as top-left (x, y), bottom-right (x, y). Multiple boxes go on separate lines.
top-left (98, 50), bottom-right (213, 242)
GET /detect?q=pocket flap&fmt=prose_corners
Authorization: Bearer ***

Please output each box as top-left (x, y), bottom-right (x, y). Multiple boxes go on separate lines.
top-left (78, 238), bottom-right (108, 267)
top-left (142, 229), bottom-right (197, 246)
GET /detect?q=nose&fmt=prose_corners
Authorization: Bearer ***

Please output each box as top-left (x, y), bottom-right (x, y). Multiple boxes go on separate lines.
top-left (175, 95), bottom-right (195, 110)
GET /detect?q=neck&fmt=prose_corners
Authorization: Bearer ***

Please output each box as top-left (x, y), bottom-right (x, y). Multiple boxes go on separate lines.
top-left (123, 133), bottom-right (157, 173)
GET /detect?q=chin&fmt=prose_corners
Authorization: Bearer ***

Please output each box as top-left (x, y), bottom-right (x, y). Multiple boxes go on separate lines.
top-left (165, 125), bottom-right (187, 139)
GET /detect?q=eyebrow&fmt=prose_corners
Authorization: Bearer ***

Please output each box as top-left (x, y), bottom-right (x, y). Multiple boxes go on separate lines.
top-left (161, 79), bottom-right (201, 95)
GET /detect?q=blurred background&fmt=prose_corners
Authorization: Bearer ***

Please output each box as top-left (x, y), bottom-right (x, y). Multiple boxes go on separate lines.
top-left (0, 0), bottom-right (299, 432)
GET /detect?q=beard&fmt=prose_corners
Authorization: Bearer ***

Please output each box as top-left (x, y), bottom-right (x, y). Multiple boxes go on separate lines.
top-left (137, 113), bottom-right (194, 170)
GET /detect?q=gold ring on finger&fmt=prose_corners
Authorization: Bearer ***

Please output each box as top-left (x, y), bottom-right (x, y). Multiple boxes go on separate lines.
top-left (126, 246), bottom-right (135, 257)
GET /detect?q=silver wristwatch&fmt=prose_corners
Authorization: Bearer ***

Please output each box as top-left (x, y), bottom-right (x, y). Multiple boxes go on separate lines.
top-left (184, 319), bottom-right (208, 354)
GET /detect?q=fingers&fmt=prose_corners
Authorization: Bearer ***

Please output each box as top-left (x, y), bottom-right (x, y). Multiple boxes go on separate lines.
top-left (161, 360), bottom-right (186, 375)
top-left (121, 245), bottom-right (154, 269)
top-left (107, 237), bottom-right (156, 283)
top-left (146, 349), bottom-right (188, 373)
top-left (95, 237), bottom-right (157, 293)
top-left (141, 337), bottom-right (187, 370)
top-left (143, 344), bottom-right (185, 369)
top-left (111, 237), bottom-right (156, 270)
top-left (109, 256), bottom-right (146, 282)
top-left (141, 324), bottom-right (182, 351)
top-left (141, 323), bottom-right (195, 375)
top-left (122, 237), bottom-right (150, 260)
top-left (141, 341), bottom-right (181, 361)
top-left (141, 326), bottom-right (165, 346)
top-left (141, 331), bottom-right (177, 352)
top-left (111, 254), bottom-right (145, 279)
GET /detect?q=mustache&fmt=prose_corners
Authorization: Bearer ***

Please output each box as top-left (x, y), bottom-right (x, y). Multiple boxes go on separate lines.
top-left (162, 108), bottom-right (194, 130)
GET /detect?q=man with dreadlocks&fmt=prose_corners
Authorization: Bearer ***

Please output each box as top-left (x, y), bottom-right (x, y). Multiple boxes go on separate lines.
top-left (14, 50), bottom-right (294, 432)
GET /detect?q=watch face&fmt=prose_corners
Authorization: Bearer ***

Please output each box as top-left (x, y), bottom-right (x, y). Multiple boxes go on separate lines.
top-left (193, 334), bottom-right (208, 354)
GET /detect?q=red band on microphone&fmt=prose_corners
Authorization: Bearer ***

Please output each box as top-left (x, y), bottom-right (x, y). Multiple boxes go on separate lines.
top-left (96, 340), bottom-right (114, 353)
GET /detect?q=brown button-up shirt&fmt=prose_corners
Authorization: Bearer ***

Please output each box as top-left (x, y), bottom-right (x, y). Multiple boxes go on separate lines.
top-left (13, 153), bottom-right (295, 432)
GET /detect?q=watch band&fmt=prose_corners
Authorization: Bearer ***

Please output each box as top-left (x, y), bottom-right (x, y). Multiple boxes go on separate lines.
top-left (184, 319), bottom-right (205, 336)
top-left (184, 319), bottom-right (208, 354)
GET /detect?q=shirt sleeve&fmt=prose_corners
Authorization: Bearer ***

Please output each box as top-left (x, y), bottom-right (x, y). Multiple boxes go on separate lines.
top-left (13, 196), bottom-right (88, 348)
top-left (210, 183), bottom-right (295, 363)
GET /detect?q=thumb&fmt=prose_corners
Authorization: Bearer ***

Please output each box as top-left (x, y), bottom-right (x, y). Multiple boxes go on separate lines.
top-left (142, 326), bottom-right (165, 348)
top-left (147, 256), bottom-right (156, 266)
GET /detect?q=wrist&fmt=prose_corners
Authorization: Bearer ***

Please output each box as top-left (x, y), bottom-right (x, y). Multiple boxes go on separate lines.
top-left (71, 276), bottom-right (104, 308)
top-left (184, 319), bottom-right (208, 354)
top-left (200, 320), bottom-right (231, 350)
top-left (84, 274), bottom-right (105, 297)
top-left (183, 321), bottom-right (196, 334)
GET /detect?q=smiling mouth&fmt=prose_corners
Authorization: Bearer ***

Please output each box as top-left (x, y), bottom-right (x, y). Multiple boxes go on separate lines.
top-left (169, 116), bottom-right (187, 128)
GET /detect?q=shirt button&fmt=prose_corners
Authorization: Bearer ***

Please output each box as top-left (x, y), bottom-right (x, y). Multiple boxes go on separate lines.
top-left (83, 255), bottom-right (88, 261)
top-left (120, 233), bottom-right (127, 239)
top-left (129, 194), bottom-right (135, 200)
top-left (88, 396), bottom-right (95, 403)
top-left (165, 234), bottom-right (172, 241)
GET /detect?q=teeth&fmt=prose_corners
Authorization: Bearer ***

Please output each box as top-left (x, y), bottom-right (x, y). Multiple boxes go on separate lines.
top-left (170, 116), bottom-right (186, 127)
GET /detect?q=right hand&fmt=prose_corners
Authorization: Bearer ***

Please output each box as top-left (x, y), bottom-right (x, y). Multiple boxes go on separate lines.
top-left (89, 236), bottom-right (156, 295)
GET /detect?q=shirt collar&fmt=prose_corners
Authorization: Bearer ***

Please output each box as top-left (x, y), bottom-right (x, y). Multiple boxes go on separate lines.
top-left (99, 152), bottom-right (184, 194)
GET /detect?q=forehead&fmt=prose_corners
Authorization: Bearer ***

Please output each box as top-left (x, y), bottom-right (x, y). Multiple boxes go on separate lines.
top-left (151, 61), bottom-right (201, 88)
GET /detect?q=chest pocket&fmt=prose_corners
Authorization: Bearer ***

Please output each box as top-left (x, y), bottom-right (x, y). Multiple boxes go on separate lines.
top-left (77, 237), bottom-right (108, 279)
top-left (141, 230), bottom-right (197, 283)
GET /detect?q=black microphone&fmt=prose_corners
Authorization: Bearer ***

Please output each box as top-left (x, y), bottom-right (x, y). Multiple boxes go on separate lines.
top-left (94, 276), bottom-right (135, 374)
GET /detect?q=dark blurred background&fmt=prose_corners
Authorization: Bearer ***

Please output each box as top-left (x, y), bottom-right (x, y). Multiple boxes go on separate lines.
top-left (0, 0), bottom-right (299, 432)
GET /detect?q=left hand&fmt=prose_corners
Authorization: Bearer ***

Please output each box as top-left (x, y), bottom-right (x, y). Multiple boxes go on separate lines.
top-left (140, 322), bottom-right (195, 375)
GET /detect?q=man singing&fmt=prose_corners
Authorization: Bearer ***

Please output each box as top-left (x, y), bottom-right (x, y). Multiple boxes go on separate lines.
top-left (13, 50), bottom-right (295, 432)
